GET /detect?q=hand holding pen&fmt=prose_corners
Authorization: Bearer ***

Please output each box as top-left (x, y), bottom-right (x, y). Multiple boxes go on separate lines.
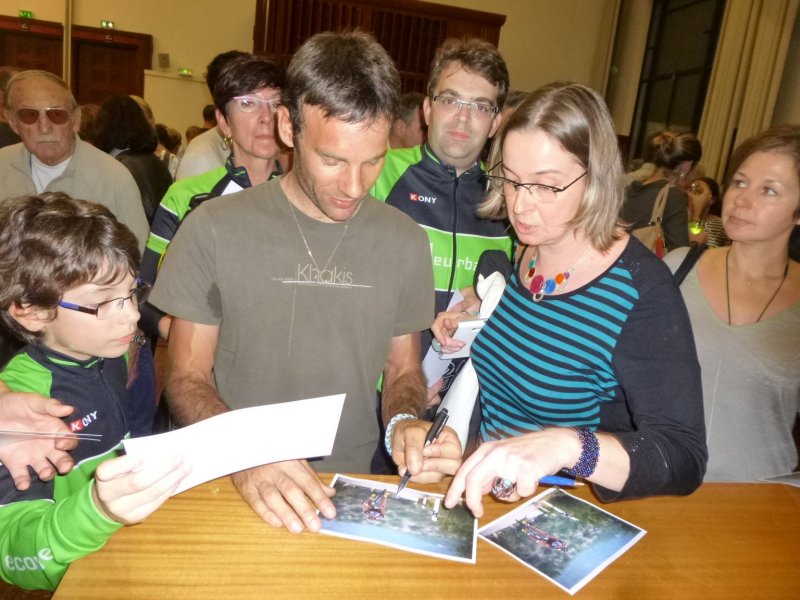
top-left (395, 409), bottom-right (449, 496)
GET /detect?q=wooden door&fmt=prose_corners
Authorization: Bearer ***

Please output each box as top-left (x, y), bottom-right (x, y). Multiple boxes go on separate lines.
top-left (0, 15), bottom-right (62, 75)
top-left (71, 25), bottom-right (152, 105)
top-left (254, 0), bottom-right (505, 94)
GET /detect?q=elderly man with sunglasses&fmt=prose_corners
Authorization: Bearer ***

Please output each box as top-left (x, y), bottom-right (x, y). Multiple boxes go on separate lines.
top-left (0, 70), bottom-right (148, 249)
top-left (0, 70), bottom-right (150, 439)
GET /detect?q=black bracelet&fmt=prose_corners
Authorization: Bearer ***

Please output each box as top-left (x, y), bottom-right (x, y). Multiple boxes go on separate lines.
top-left (563, 427), bottom-right (599, 478)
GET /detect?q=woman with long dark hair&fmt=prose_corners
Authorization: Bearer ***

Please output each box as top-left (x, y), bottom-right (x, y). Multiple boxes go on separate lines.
top-left (93, 95), bottom-right (172, 223)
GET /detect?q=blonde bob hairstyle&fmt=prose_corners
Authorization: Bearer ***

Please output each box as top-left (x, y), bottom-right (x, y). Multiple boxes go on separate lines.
top-left (480, 83), bottom-right (625, 251)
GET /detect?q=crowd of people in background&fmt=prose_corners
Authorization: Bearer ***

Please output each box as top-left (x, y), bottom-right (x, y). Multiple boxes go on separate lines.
top-left (0, 30), bottom-right (797, 592)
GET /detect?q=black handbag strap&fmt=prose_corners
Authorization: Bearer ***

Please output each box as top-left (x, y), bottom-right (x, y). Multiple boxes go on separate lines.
top-left (674, 243), bottom-right (708, 285)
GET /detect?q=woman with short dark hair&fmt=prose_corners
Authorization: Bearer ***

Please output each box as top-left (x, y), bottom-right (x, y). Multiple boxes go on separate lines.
top-left (139, 54), bottom-right (285, 340)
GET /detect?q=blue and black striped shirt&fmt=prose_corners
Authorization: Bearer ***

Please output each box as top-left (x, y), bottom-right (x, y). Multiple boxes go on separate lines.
top-left (474, 252), bottom-right (639, 440)
top-left (469, 238), bottom-right (708, 499)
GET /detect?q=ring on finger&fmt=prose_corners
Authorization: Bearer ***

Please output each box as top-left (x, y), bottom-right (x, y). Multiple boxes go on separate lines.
top-left (491, 477), bottom-right (516, 499)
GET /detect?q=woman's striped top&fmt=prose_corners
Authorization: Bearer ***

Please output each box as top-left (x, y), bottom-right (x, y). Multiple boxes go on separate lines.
top-left (468, 239), bottom-right (708, 499)
top-left (473, 251), bottom-right (638, 440)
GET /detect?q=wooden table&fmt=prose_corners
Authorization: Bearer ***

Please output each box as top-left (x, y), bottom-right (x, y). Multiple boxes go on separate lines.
top-left (53, 475), bottom-right (800, 599)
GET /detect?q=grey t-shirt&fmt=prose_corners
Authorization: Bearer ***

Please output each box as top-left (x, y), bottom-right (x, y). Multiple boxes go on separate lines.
top-left (175, 127), bottom-right (228, 180)
top-left (151, 178), bottom-right (434, 472)
top-left (665, 248), bottom-right (800, 481)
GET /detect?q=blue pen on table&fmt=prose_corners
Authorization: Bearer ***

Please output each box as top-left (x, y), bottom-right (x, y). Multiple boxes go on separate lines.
top-left (395, 408), bottom-right (449, 496)
top-left (539, 475), bottom-right (583, 488)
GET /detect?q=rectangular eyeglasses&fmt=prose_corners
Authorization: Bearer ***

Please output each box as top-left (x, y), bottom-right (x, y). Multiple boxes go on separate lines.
top-left (486, 167), bottom-right (587, 204)
top-left (58, 280), bottom-right (152, 320)
top-left (432, 95), bottom-right (497, 117)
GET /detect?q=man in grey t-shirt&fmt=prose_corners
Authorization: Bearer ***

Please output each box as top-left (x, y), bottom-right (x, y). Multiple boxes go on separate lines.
top-left (151, 32), bottom-right (461, 534)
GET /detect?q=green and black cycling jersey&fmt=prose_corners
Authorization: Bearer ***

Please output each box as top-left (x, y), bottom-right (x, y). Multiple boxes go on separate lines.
top-left (371, 143), bottom-right (512, 315)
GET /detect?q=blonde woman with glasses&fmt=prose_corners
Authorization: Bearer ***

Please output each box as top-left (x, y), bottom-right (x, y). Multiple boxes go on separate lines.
top-left (427, 83), bottom-right (707, 517)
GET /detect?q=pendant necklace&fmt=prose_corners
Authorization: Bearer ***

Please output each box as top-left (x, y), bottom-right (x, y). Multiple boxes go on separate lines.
top-left (524, 245), bottom-right (591, 302)
top-left (286, 198), bottom-right (350, 273)
top-left (725, 248), bottom-right (789, 325)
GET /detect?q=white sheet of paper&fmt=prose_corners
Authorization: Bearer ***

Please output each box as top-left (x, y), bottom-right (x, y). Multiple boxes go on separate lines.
top-left (422, 290), bottom-right (464, 386)
top-left (123, 394), bottom-right (345, 495)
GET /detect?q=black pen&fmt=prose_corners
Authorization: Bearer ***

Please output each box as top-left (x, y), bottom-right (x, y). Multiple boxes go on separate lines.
top-left (395, 408), bottom-right (449, 496)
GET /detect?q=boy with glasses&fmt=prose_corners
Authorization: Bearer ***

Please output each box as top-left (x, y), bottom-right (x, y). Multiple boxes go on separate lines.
top-left (0, 192), bottom-right (188, 591)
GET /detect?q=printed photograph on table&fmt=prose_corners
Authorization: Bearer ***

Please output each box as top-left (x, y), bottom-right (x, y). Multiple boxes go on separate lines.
top-left (479, 488), bottom-right (646, 595)
top-left (319, 474), bottom-right (477, 563)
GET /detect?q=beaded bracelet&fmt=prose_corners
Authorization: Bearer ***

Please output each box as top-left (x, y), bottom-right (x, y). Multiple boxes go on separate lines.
top-left (563, 427), bottom-right (599, 478)
top-left (384, 413), bottom-right (416, 455)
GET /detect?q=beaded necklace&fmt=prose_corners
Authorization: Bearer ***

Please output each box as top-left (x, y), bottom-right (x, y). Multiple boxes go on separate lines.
top-left (523, 245), bottom-right (591, 302)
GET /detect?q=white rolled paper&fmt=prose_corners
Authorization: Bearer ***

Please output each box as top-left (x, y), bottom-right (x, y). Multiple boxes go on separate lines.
top-left (437, 271), bottom-right (506, 452)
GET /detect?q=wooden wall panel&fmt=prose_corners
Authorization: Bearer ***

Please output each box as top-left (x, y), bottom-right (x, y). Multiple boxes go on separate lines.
top-left (253, 0), bottom-right (505, 92)
top-left (0, 16), bottom-right (63, 76)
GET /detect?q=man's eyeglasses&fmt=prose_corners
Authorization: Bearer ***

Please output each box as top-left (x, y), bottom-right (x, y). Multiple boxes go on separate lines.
top-left (432, 95), bottom-right (498, 118)
top-left (487, 169), bottom-right (587, 204)
top-left (230, 95), bottom-right (282, 114)
top-left (14, 107), bottom-right (71, 126)
top-left (58, 281), bottom-right (151, 320)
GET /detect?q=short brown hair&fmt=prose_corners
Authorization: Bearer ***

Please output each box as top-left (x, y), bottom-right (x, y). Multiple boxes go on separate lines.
top-left (283, 31), bottom-right (400, 140)
top-left (427, 38), bottom-right (509, 109)
top-left (212, 54), bottom-right (285, 117)
top-left (480, 83), bottom-right (625, 251)
top-left (724, 125), bottom-right (800, 219)
top-left (0, 193), bottom-right (140, 345)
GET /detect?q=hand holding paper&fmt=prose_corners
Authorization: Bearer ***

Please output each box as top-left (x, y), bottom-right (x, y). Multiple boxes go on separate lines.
top-left (0, 390), bottom-right (78, 490)
top-left (93, 453), bottom-right (190, 525)
top-left (123, 394), bottom-right (345, 496)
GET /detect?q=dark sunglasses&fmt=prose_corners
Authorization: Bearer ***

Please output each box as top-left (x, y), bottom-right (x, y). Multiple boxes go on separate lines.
top-left (14, 107), bottom-right (71, 125)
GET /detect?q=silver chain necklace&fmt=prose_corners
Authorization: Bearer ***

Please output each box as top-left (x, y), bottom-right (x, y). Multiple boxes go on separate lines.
top-left (286, 198), bottom-right (350, 272)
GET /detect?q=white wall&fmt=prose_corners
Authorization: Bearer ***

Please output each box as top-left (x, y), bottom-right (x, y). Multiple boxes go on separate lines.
top-left (4, 1), bottom-right (622, 136)
top-left (73, 0), bottom-right (255, 141)
top-left (9, 0), bottom-right (790, 141)
top-left (432, 0), bottom-right (620, 94)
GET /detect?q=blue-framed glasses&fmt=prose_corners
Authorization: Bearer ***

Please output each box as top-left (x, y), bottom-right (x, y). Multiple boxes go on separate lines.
top-left (58, 280), bottom-right (151, 320)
